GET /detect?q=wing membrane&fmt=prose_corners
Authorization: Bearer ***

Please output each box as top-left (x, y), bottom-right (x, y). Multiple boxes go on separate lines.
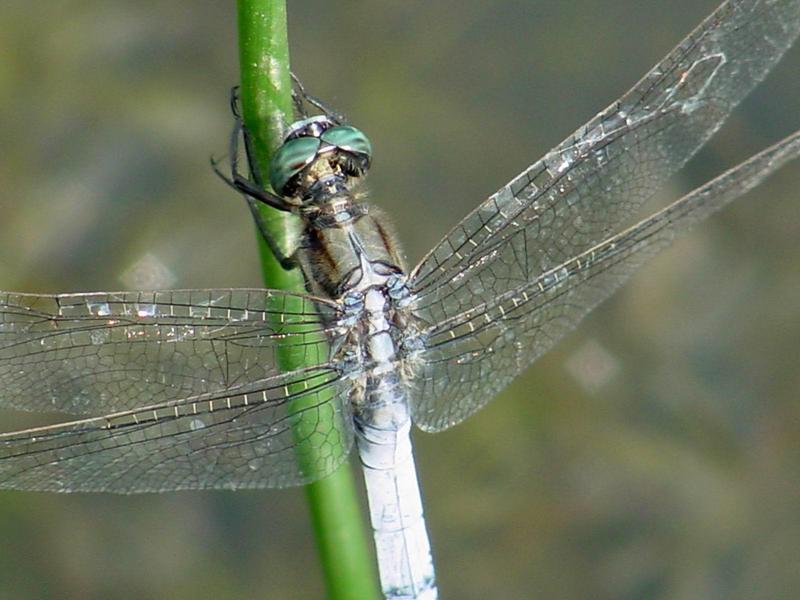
top-left (0, 366), bottom-right (352, 491)
top-left (411, 0), bottom-right (800, 328)
top-left (0, 289), bottom-right (340, 415)
top-left (410, 131), bottom-right (800, 431)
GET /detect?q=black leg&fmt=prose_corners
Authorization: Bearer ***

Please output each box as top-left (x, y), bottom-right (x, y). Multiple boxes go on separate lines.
top-left (242, 196), bottom-right (298, 271)
top-left (211, 88), bottom-right (298, 270)
top-left (292, 82), bottom-right (309, 119)
top-left (230, 85), bottom-right (242, 118)
top-left (290, 72), bottom-right (347, 124)
top-left (210, 120), bottom-right (285, 212)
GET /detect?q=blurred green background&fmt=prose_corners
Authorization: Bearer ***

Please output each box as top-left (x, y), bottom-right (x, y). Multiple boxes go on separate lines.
top-left (0, 1), bottom-right (799, 599)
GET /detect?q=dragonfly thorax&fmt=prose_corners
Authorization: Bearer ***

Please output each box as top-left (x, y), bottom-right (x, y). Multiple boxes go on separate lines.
top-left (269, 116), bottom-right (372, 207)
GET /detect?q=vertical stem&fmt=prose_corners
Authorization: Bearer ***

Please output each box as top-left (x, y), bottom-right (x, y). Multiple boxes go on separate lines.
top-left (235, 2), bottom-right (379, 599)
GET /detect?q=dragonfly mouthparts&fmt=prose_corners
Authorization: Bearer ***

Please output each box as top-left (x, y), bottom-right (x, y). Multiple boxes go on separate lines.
top-left (307, 173), bottom-right (348, 198)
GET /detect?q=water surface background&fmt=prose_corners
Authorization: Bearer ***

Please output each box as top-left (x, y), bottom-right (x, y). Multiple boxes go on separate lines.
top-left (0, 1), bottom-right (798, 598)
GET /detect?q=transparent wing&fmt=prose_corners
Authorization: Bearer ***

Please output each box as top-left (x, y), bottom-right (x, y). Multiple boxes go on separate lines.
top-left (410, 131), bottom-right (800, 431)
top-left (0, 288), bottom-right (354, 491)
top-left (410, 0), bottom-right (800, 327)
top-left (0, 289), bottom-right (340, 414)
top-left (0, 368), bottom-right (353, 492)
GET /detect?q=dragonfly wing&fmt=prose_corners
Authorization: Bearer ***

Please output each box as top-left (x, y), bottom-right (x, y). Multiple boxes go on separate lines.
top-left (0, 289), bottom-right (340, 414)
top-left (409, 131), bottom-right (800, 431)
top-left (410, 0), bottom-right (800, 325)
top-left (0, 366), bottom-right (353, 491)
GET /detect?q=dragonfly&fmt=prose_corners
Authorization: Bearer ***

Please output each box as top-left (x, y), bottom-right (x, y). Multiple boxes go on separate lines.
top-left (1, 1), bottom-right (799, 598)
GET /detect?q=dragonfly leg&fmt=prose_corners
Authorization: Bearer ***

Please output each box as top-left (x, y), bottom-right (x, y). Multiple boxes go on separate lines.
top-left (290, 72), bottom-right (347, 124)
top-left (229, 84), bottom-right (242, 118)
top-left (210, 121), bottom-right (285, 211)
top-left (224, 86), bottom-right (274, 189)
top-left (211, 88), bottom-right (298, 270)
top-left (291, 79), bottom-right (309, 119)
top-left (242, 195), bottom-right (298, 270)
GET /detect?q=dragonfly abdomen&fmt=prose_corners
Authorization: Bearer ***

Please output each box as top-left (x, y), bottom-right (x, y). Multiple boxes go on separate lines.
top-left (350, 283), bottom-right (438, 599)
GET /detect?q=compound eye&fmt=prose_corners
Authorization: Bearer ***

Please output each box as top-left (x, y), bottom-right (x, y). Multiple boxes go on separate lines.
top-left (321, 125), bottom-right (372, 157)
top-left (284, 115), bottom-right (335, 141)
top-left (268, 136), bottom-right (321, 196)
top-left (321, 126), bottom-right (372, 175)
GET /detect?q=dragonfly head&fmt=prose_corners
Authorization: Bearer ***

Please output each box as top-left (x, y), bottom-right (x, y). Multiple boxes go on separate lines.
top-left (269, 116), bottom-right (372, 203)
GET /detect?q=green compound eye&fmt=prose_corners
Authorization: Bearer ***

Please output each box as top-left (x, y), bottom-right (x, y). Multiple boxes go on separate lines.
top-left (268, 136), bottom-right (321, 196)
top-left (268, 124), bottom-right (373, 196)
top-left (321, 125), bottom-right (372, 160)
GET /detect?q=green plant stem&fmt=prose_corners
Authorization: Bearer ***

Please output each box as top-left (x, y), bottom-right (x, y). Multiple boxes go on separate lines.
top-left (235, 2), bottom-right (379, 599)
